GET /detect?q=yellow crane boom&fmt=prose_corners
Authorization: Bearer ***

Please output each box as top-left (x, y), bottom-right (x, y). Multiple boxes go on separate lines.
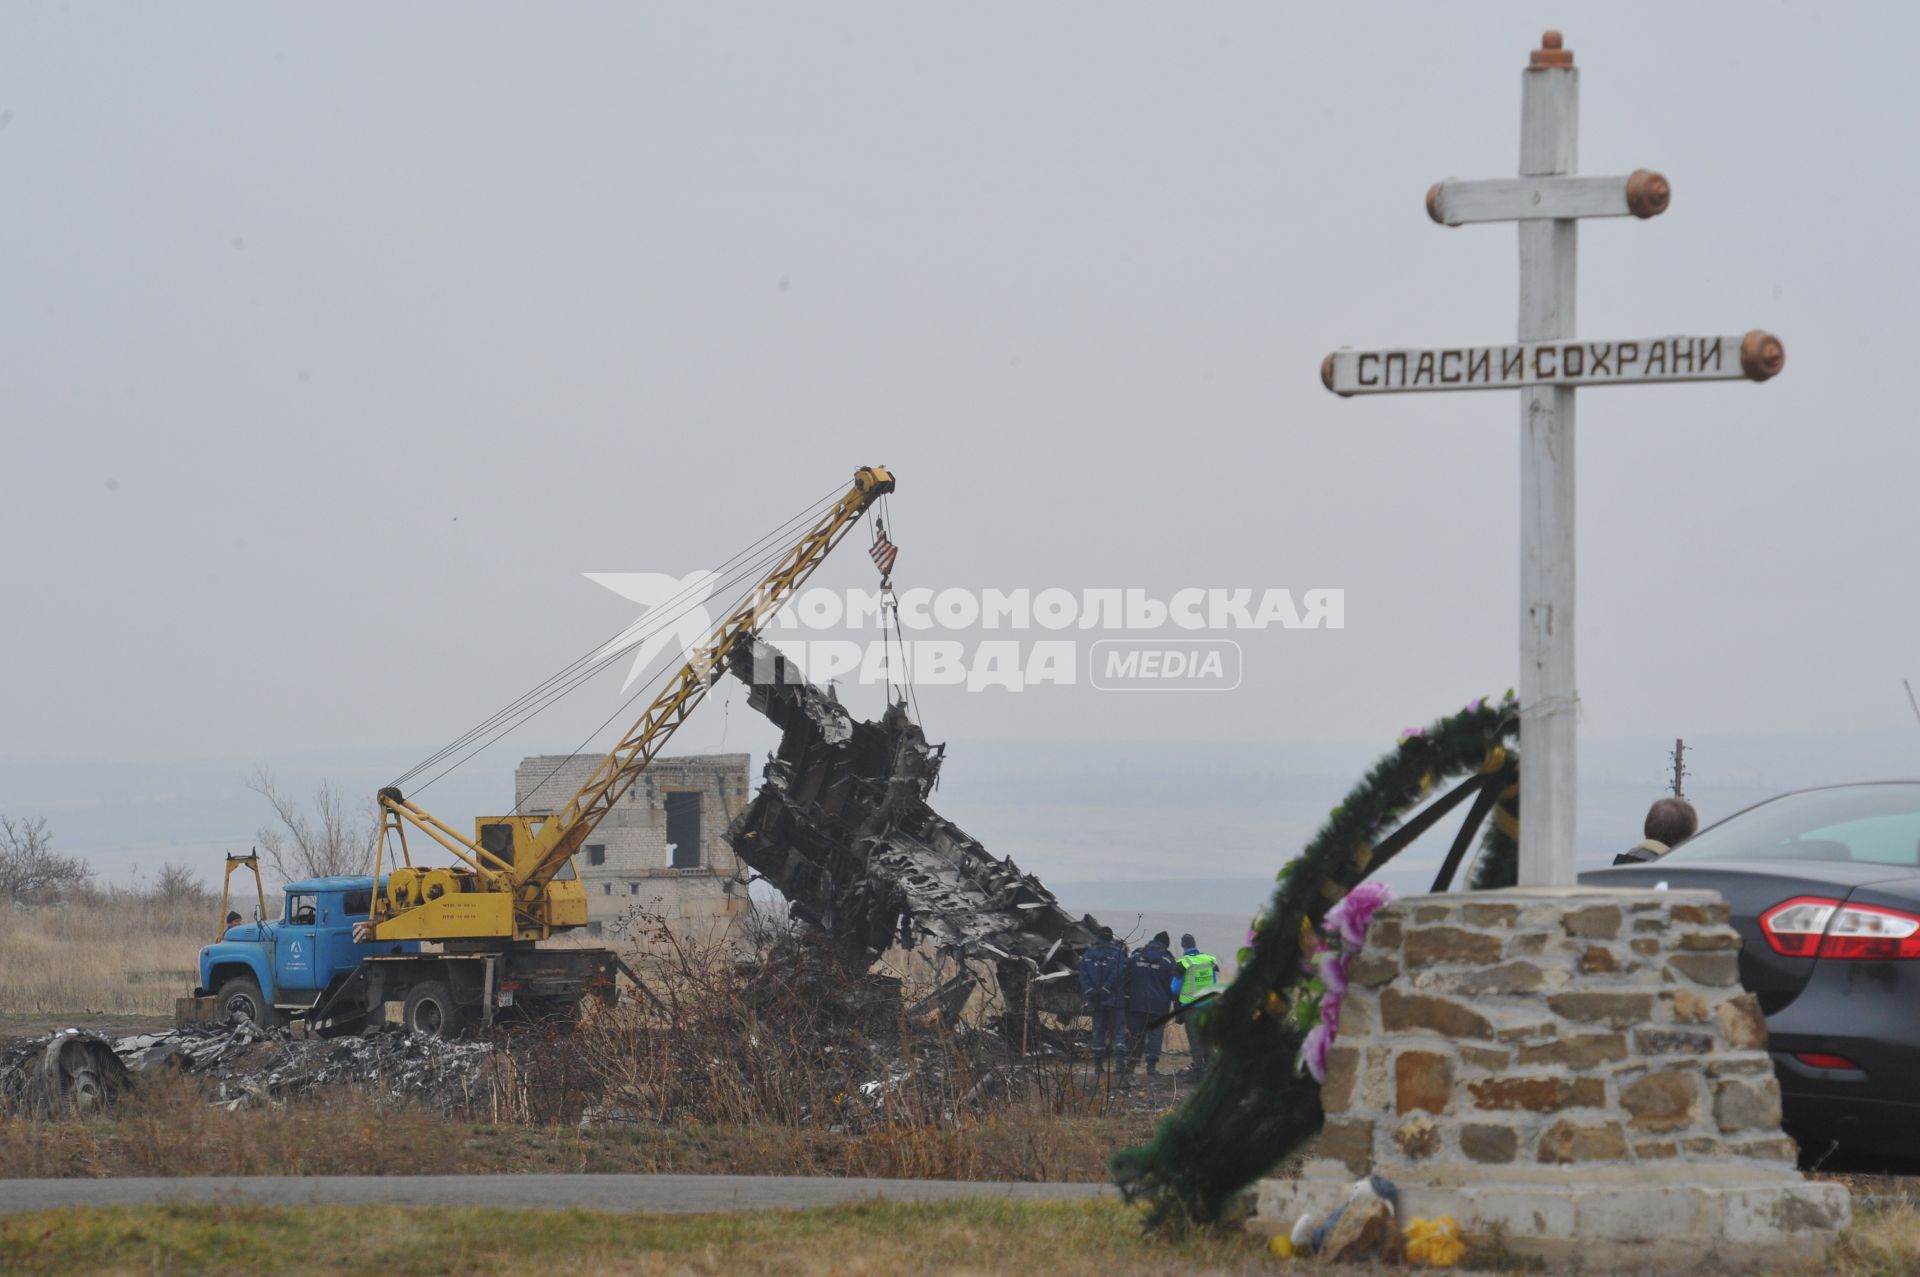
top-left (367, 465), bottom-right (895, 943)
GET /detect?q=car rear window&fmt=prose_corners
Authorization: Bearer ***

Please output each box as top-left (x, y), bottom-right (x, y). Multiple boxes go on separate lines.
top-left (1662, 785), bottom-right (1920, 868)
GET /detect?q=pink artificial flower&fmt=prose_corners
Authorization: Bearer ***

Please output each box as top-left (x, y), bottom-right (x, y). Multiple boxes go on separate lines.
top-left (1322, 897), bottom-right (1353, 945)
top-left (1324, 881), bottom-right (1395, 949)
top-left (1300, 1021), bottom-right (1332, 1083)
top-left (1319, 948), bottom-right (1350, 999)
top-left (1321, 992), bottom-right (1342, 1032)
top-left (1465, 697), bottom-right (1484, 713)
top-left (1398, 726), bottom-right (1426, 742)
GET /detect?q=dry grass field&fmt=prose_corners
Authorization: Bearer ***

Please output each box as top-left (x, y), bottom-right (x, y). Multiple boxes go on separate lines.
top-left (0, 1066), bottom-right (1155, 1182)
top-left (0, 892), bottom-right (215, 1018)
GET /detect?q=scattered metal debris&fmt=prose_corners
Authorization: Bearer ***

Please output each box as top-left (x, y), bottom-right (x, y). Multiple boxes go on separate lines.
top-left (725, 637), bottom-right (1102, 1017)
top-left (0, 1021), bottom-right (504, 1115)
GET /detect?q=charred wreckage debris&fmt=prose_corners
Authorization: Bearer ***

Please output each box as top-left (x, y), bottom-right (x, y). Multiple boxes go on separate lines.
top-left (725, 637), bottom-right (1104, 1024)
top-left (0, 1021), bottom-right (506, 1116)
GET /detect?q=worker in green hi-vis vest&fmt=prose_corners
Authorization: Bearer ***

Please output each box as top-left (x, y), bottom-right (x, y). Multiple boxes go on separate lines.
top-left (1171, 933), bottom-right (1221, 1081)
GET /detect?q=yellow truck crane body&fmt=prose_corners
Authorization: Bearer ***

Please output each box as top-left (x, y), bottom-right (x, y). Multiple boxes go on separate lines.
top-left (366, 465), bottom-right (895, 945)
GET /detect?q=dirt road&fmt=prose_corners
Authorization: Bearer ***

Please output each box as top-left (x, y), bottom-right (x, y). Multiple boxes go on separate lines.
top-left (0, 1173), bottom-right (1114, 1214)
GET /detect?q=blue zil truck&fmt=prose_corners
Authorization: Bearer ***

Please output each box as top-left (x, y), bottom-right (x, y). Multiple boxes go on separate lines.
top-left (191, 864), bottom-right (623, 1038)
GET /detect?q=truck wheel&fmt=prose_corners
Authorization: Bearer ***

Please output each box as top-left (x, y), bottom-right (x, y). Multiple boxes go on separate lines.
top-left (215, 975), bottom-right (281, 1030)
top-left (402, 981), bottom-right (466, 1039)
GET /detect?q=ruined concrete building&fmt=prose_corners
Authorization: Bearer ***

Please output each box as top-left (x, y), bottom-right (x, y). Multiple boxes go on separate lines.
top-left (723, 637), bottom-right (1100, 1018)
top-left (515, 752), bottom-right (753, 939)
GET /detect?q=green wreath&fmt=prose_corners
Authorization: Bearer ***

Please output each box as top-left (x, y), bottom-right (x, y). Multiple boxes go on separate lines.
top-left (1110, 693), bottom-right (1521, 1228)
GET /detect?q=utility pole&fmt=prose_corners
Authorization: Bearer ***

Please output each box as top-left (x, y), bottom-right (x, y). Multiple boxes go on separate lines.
top-left (1668, 738), bottom-right (1688, 799)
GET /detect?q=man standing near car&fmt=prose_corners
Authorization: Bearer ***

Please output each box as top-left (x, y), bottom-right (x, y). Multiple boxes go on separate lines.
top-left (1615, 796), bottom-right (1700, 865)
top-left (1121, 930), bottom-right (1176, 1077)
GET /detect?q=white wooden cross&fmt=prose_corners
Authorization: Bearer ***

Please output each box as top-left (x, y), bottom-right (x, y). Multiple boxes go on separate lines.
top-left (1320, 31), bottom-right (1784, 887)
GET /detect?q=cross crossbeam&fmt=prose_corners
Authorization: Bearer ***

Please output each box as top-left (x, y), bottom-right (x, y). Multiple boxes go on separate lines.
top-left (1426, 172), bottom-right (1671, 226)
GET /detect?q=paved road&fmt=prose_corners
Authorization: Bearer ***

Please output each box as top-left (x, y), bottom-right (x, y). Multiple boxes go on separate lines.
top-left (0, 1174), bottom-right (1115, 1215)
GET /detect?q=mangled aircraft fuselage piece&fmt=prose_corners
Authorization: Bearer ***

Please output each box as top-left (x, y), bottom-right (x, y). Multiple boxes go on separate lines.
top-left (725, 638), bottom-right (1101, 1017)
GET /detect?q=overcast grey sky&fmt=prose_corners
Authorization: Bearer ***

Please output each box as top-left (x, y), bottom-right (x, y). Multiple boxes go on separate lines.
top-left (4, 4), bottom-right (1918, 890)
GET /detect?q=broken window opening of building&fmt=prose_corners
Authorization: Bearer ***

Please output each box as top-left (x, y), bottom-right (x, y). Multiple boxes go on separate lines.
top-left (665, 792), bottom-right (701, 869)
top-left (586, 844), bottom-right (605, 867)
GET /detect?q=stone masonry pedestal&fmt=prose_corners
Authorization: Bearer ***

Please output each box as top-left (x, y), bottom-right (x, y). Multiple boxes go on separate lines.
top-left (1251, 887), bottom-right (1849, 1271)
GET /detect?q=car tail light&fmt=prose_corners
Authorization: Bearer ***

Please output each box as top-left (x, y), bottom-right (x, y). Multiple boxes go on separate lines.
top-left (1792, 1052), bottom-right (1863, 1071)
top-left (1760, 896), bottom-right (1920, 960)
top-left (1758, 898), bottom-right (1835, 956)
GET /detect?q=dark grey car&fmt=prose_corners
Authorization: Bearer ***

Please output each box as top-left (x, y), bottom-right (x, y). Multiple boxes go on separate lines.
top-left (1582, 782), bottom-right (1920, 1160)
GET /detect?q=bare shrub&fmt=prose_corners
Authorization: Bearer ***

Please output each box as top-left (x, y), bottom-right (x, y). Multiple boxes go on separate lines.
top-left (571, 907), bottom-right (1120, 1146)
top-left (247, 767), bottom-right (375, 883)
top-left (0, 815), bottom-right (89, 902)
top-left (152, 861), bottom-right (213, 908)
top-left (573, 914), bottom-right (908, 1127)
top-left (742, 892), bottom-right (793, 947)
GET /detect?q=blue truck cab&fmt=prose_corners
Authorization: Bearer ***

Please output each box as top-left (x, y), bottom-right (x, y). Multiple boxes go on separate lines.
top-left (195, 876), bottom-right (420, 1030)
